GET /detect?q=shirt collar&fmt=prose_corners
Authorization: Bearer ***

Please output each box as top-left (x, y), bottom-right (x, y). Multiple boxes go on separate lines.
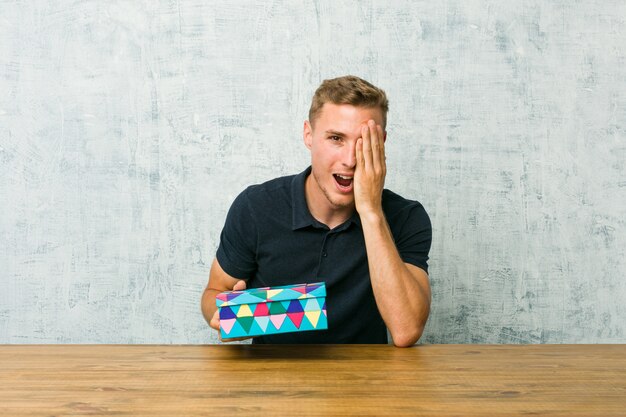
top-left (291, 166), bottom-right (361, 231)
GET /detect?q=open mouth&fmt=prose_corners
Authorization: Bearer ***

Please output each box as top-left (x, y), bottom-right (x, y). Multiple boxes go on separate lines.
top-left (333, 174), bottom-right (353, 191)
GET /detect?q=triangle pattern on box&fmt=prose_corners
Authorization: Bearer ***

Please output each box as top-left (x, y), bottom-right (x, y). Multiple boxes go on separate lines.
top-left (238, 316), bottom-right (255, 333)
top-left (217, 282), bottom-right (328, 339)
top-left (221, 318), bottom-right (236, 335)
top-left (255, 316), bottom-right (270, 332)
top-left (270, 313), bottom-right (286, 330)
top-left (269, 302), bottom-right (286, 315)
top-left (254, 303), bottom-right (269, 316)
top-left (288, 311), bottom-right (305, 328)
top-left (237, 304), bottom-right (253, 317)
top-left (305, 310), bottom-right (321, 327)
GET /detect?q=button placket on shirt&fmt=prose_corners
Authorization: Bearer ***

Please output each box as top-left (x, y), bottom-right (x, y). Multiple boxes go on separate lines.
top-left (316, 229), bottom-right (339, 277)
top-left (320, 232), bottom-right (330, 260)
top-left (315, 221), bottom-right (352, 275)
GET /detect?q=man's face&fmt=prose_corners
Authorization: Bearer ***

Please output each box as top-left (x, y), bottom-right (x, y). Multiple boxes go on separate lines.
top-left (303, 103), bottom-right (385, 212)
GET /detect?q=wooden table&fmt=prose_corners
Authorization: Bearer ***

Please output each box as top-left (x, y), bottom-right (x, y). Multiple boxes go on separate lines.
top-left (1, 344), bottom-right (624, 416)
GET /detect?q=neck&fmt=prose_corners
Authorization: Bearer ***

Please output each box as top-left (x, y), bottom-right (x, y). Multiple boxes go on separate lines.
top-left (304, 175), bottom-right (354, 229)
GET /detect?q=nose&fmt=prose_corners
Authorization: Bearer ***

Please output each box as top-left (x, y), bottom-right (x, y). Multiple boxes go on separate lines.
top-left (342, 141), bottom-right (357, 169)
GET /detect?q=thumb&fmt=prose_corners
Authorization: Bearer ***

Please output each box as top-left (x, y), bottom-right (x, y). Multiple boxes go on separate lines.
top-left (233, 280), bottom-right (247, 291)
top-left (210, 309), bottom-right (220, 331)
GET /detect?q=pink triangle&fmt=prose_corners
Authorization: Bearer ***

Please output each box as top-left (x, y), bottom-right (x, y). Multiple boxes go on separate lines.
top-left (270, 314), bottom-right (286, 330)
top-left (220, 318), bottom-right (236, 335)
top-left (254, 303), bottom-right (269, 316)
top-left (288, 312), bottom-right (305, 328)
top-left (292, 285), bottom-right (307, 294)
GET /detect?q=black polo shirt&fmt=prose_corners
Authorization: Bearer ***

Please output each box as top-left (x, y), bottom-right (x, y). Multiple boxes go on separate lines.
top-left (216, 166), bottom-right (432, 344)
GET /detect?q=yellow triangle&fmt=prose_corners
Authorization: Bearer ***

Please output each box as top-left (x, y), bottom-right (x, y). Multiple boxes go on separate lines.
top-left (237, 304), bottom-right (253, 317)
top-left (266, 289), bottom-right (283, 300)
top-left (305, 311), bottom-right (321, 328)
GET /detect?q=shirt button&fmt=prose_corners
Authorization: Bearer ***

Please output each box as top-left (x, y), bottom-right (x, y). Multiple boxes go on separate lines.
top-left (322, 252), bottom-right (327, 257)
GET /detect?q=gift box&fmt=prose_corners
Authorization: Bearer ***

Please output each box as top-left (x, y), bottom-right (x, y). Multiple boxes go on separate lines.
top-left (216, 282), bottom-right (327, 339)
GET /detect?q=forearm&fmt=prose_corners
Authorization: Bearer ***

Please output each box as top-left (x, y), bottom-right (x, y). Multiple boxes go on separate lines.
top-left (360, 211), bottom-right (431, 347)
top-left (201, 259), bottom-right (249, 336)
top-left (201, 287), bottom-right (220, 325)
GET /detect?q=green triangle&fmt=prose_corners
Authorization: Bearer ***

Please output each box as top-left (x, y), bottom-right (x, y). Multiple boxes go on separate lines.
top-left (248, 289), bottom-right (268, 300)
top-left (269, 301), bottom-right (286, 314)
top-left (238, 316), bottom-right (255, 333)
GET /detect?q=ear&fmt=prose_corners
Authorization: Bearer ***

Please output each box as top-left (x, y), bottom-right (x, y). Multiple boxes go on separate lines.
top-left (303, 120), bottom-right (313, 150)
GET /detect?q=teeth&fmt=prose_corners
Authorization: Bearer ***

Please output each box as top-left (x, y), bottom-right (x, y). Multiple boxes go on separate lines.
top-left (336, 175), bottom-right (353, 180)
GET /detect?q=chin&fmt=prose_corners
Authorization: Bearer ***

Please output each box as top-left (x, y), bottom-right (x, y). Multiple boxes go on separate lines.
top-left (312, 170), bottom-right (355, 209)
top-left (327, 191), bottom-right (354, 209)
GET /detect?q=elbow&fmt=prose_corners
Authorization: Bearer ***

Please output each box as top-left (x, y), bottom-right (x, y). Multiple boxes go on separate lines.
top-left (390, 306), bottom-right (430, 347)
top-left (393, 338), bottom-right (417, 348)
top-left (391, 324), bottom-right (425, 348)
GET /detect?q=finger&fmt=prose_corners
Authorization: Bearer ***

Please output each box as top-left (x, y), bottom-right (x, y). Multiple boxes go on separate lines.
top-left (377, 124), bottom-right (385, 153)
top-left (356, 138), bottom-right (364, 169)
top-left (214, 314), bottom-right (251, 342)
top-left (369, 120), bottom-right (379, 151)
top-left (217, 280), bottom-right (250, 343)
top-left (361, 124), bottom-right (373, 171)
top-left (212, 314), bottom-right (223, 342)
top-left (210, 309), bottom-right (219, 330)
top-left (368, 120), bottom-right (382, 170)
top-left (376, 124), bottom-right (386, 171)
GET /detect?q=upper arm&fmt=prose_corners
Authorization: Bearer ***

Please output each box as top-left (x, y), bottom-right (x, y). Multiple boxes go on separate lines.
top-left (405, 263), bottom-right (431, 304)
top-left (395, 204), bottom-right (432, 273)
top-left (202, 188), bottom-right (257, 324)
top-left (208, 258), bottom-right (243, 293)
top-left (215, 189), bottom-right (258, 279)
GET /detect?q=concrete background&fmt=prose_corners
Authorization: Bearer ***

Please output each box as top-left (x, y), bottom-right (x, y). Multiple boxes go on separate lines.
top-left (1, 1), bottom-right (624, 344)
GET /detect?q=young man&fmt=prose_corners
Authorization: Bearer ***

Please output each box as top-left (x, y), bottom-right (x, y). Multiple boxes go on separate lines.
top-left (201, 75), bottom-right (432, 347)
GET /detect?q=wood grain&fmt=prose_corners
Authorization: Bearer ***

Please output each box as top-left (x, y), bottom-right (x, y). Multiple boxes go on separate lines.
top-left (1, 344), bottom-right (624, 416)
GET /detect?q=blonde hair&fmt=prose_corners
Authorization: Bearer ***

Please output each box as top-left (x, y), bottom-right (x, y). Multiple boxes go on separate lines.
top-left (309, 75), bottom-right (389, 128)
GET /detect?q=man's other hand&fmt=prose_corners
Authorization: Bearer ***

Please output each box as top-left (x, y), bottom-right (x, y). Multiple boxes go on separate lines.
top-left (210, 280), bottom-right (252, 342)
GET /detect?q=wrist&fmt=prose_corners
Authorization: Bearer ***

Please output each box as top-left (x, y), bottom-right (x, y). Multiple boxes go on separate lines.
top-left (358, 208), bottom-right (385, 225)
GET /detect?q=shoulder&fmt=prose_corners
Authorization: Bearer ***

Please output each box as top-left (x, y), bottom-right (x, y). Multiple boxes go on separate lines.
top-left (228, 173), bottom-right (295, 217)
top-left (239, 174), bottom-right (293, 203)
top-left (382, 189), bottom-right (431, 228)
top-left (382, 189), bottom-right (427, 214)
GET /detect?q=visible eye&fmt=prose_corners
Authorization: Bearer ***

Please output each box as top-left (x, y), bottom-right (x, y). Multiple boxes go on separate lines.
top-left (329, 136), bottom-right (342, 142)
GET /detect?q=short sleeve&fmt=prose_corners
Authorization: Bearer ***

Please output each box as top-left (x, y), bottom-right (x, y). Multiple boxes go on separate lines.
top-left (215, 189), bottom-right (258, 280)
top-left (393, 204), bottom-right (432, 274)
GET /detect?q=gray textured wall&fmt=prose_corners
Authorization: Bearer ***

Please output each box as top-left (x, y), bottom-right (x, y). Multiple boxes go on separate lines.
top-left (1, 1), bottom-right (624, 344)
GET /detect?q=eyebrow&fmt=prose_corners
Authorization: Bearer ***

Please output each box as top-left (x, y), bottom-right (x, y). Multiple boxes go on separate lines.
top-left (325, 130), bottom-right (346, 137)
